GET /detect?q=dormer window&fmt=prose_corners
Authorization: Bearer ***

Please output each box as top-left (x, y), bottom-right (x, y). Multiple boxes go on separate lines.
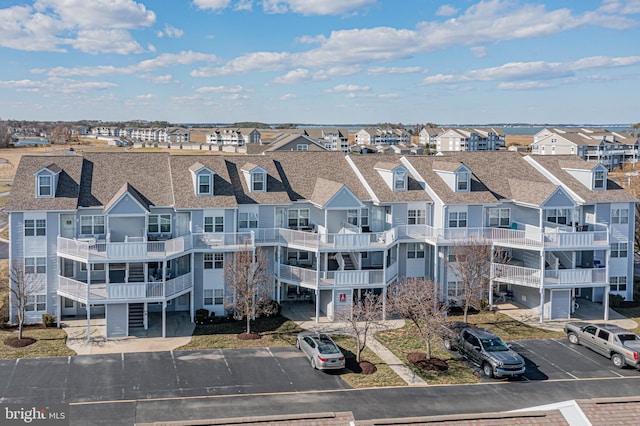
top-left (394, 170), bottom-right (406, 191)
top-left (456, 171), bottom-right (469, 191)
top-left (252, 171), bottom-right (265, 192)
top-left (37, 175), bottom-right (52, 197)
top-left (594, 170), bottom-right (605, 189)
top-left (198, 174), bottom-right (211, 195)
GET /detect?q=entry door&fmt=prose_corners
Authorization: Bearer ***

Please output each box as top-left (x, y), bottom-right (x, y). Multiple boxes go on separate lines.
top-left (551, 290), bottom-right (571, 319)
top-left (61, 297), bottom-right (76, 316)
top-left (175, 213), bottom-right (190, 237)
top-left (60, 214), bottom-right (75, 238)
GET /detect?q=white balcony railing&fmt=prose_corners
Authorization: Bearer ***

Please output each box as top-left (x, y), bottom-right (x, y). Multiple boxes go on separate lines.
top-left (192, 232), bottom-right (254, 250)
top-left (277, 264), bottom-right (395, 288)
top-left (57, 235), bottom-right (192, 261)
top-left (492, 222), bottom-right (609, 249)
top-left (491, 263), bottom-right (542, 288)
top-left (57, 273), bottom-right (193, 302)
top-left (544, 268), bottom-right (607, 286)
top-left (492, 263), bottom-right (608, 288)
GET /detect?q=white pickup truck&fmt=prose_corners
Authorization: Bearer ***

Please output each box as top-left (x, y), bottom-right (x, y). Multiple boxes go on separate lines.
top-left (564, 322), bottom-right (640, 369)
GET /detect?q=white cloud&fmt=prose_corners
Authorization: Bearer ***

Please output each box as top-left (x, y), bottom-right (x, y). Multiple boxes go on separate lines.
top-left (279, 93), bottom-right (296, 100)
top-left (191, 51), bottom-right (290, 77)
top-left (196, 85), bottom-right (246, 93)
top-left (192, 0), bottom-right (231, 10)
top-left (367, 66), bottom-right (423, 75)
top-left (234, 0), bottom-right (253, 11)
top-left (325, 84), bottom-right (370, 93)
top-left (435, 5), bottom-right (458, 17)
top-left (598, 0), bottom-right (640, 14)
top-left (34, 0), bottom-right (156, 29)
top-left (470, 46), bottom-right (487, 58)
top-left (497, 81), bottom-right (553, 90)
top-left (141, 74), bottom-right (175, 84)
top-left (0, 77), bottom-right (117, 93)
top-left (71, 29), bottom-right (145, 54)
top-left (157, 24), bottom-right (184, 38)
top-left (274, 69), bottom-right (312, 84)
top-left (261, 0), bottom-right (377, 16)
top-left (135, 94), bottom-right (154, 99)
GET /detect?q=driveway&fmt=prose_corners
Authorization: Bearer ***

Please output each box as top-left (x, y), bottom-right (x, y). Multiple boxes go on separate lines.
top-left (0, 347), bottom-right (349, 404)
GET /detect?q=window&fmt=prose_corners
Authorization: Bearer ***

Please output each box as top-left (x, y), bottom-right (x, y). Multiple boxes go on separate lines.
top-left (37, 175), bottom-right (52, 197)
top-left (347, 210), bottom-right (358, 226)
top-left (598, 329), bottom-right (610, 341)
top-left (148, 215), bottom-right (171, 233)
top-left (204, 289), bottom-right (213, 305)
top-left (252, 172), bottom-right (265, 192)
top-left (611, 242), bottom-right (628, 258)
top-left (448, 282), bottom-right (463, 298)
top-left (80, 216), bottom-right (105, 235)
top-left (198, 174), bottom-right (211, 195)
top-left (407, 243), bottom-right (425, 259)
top-left (80, 263), bottom-right (105, 271)
top-left (25, 257), bottom-right (46, 274)
top-left (489, 208), bottom-right (510, 227)
top-left (456, 172), bottom-right (469, 191)
top-left (394, 170), bottom-right (406, 191)
top-left (611, 208), bottom-right (629, 224)
top-left (360, 208), bottom-right (369, 227)
top-left (204, 216), bottom-right (224, 232)
top-left (204, 253), bottom-right (214, 269)
top-left (214, 253), bottom-right (224, 269)
top-left (239, 212), bottom-right (258, 229)
top-left (288, 209), bottom-right (309, 228)
top-left (545, 209), bottom-right (569, 225)
top-left (594, 170), bottom-right (605, 189)
top-left (214, 289), bottom-right (224, 305)
top-left (610, 276), bottom-right (627, 292)
top-left (448, 211), bottom-right (467, 228)
top-left (24, 219), bottom-right (46, 237)
top-left (296, 144), bottom-right (309, 151)
top-left (408, 209), bottom-right (426, 225)
top-left (26, 294), bottom-right (46, 312)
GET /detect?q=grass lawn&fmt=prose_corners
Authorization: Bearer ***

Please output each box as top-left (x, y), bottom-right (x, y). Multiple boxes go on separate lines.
top-left (376, 311), bottom-right (566, 385)
top-left (330, 334), bottom-right (406, 388)
top-left (613, 307), bottom-right (640, 334)
top-left (0, 326), bottom-right (76, 359)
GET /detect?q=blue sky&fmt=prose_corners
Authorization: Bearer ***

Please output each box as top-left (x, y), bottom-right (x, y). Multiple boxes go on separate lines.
top-left (0, 0), bottom-right (639, 125)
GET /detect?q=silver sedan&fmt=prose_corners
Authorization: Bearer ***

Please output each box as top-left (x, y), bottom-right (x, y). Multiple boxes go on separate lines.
top-left (296, 331), bottom-right (346, 370)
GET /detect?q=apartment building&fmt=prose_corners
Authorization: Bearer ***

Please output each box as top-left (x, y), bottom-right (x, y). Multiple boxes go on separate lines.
top-left (6, 151), bottom-right (635, 339)
top-left (355, 128), bottom-right (411, 145)
top-left (531, 128), bottom-right (640, 169)
top-left (435, 128), bottom-right (505, 152)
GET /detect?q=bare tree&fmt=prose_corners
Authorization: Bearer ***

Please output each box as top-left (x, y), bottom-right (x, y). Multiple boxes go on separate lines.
top-left (223, 247), bottom-right (272, 336)
top-left (447, 238), bottom-right (493, 323)
top-left (1, 260), bottom-right (43, 340)
top-left (334, 291), bottom-right (383, 363)
top-left (388, 278), bottom-right (447, 360)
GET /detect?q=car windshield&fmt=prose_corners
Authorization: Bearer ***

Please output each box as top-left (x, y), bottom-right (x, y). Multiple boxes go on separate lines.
top-left (480, 338), bottom-right (509, 352)
top-left (317, 343), bottom-right (341, 354)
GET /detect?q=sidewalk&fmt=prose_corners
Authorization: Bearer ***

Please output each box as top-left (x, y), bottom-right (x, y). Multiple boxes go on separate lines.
top-left (280, 302), bottom-right (427, 386)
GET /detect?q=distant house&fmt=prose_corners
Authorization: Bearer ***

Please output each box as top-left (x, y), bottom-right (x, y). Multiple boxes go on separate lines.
top-left (435, 128), bottom-right (503, 152)
top-left (355, 128), bottom-right (411, 145)
top-left (205, 128), bottom-right (260, 146)
top-left (263, 134), bottom-right (328, 152)
top-left (419, 128), bottom-right (442, 147)
top-left (304, 128), bottom-right (350, 152)
top-left (531, 128), bottom-right (639, 169)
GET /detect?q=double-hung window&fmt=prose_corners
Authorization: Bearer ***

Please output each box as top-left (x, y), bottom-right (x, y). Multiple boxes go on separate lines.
top-left (238, 212), bottom-right (258, 229)
top-left (252, 172), bottom-right (265, 192)
top-left (80, 216), bottom-right (105, 235)
top-left (360, 208), bottom-right (369, 227)
top-left (408, 209), bottom-right (426, 225)
top-left (489, 208), bottom-right (510, 227)
top-left (394, 170), bottom-right (406, 191)
top-left (448, 211), bottom-right (467, 228)
top-left (347, 210), bottom-right (359, 226)
top-left (611, 208), bottom-right (629, 224)
top-left (594, 171), bottom-right (605, 189)
top-left (204, 253), bottom-right (214, 269)
top-left (545, 209), bottom-right (569, 225)
top-left (288, 209), bottom-right (309, 228)
top-left (24, 219), bottom-right (46, 237)
top-left (37, 175), bottom-right (52, 197)
top-left (610, 276), bottom-right (627, 292)
top-left (214, 289), bottom-right (224, 305)
top-left (198, 174), bottom-right (211, 195)
top-left (456, 172), bottom-right (469, 191)
top-left (204, 216), bottom-right (224, 232)
top-left (26, 294), bottom-right (46, 312)
top-left (611, 242), bottom-right (628, 258)
top-left (204, 289), bottom-right (213, 305)
top-left (25, 257), bottom-right (46, 274)
top-left (149, 215), bottom-right (171, 234)
top-left (407, 243), bottom-right (425, 258)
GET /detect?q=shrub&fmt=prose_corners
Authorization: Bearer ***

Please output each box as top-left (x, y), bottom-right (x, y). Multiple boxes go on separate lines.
top-left (258, 300), bottom-right (281, 317)
top-left (42, 313), bottom-right (57, 327)
top-left (609, 294), bottom-right (624, 308)
top-left (195, 308), bottom-right (210, 325)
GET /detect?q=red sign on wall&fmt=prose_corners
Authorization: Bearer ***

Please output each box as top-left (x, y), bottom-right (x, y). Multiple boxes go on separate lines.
top-left (339, 293), bottom-right (347, 303)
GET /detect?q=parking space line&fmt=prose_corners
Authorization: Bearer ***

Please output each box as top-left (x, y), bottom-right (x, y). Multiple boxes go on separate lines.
top-left (521, 342), bottom-right (580, 379)
top-left (553, 339), bottom-right (610, 367)
top-left (610, 370), bottom-right (625, 378)
top-left (267, 348), bottom-right (294, 386)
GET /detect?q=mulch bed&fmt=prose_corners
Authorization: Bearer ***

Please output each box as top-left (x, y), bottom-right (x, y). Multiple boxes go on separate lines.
top-left (346, 358), bottom-right (377, 374)
top-left (407, 352), bottom-right (449, 372)
top-left (237, 332), bottom-right (261, 340)
top-left (4, 336), bottom-right (37, 348)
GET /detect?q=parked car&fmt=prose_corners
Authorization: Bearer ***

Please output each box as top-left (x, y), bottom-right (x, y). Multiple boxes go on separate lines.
top-left (443, 322), bottom-right (526, 378)
top-left (564, 322), bottom-right (640, 369)
top-left (296, 331), bottom-right (345, 370)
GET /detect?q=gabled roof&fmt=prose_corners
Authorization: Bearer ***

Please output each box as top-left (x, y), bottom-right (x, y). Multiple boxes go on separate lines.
top-left (432, 160), bottom-right (465, 173)
top-left (310, 178), bottom-right (346, 207)
top-left (103, 182), bottom-right (150, 213)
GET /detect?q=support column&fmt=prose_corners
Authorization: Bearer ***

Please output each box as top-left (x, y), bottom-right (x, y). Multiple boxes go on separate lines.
top-left (162, 300), bottom-right (167, 338)
top-left (382, 286), bottom-right (387, 320)
top-left (190, 254), bottom-right (195, 323)
top-left (539, 251), bottom-right (545, 323)
top-left (86, 261), bottom-right (91, 342)
top-left (603, 285), bottom-right (610, 321)
top-left (315, 289), bottom-right (320, 324)
top-left (56, 295), bottom-right (61, 328)
top-left (143, 303), bottom-right (148, 330)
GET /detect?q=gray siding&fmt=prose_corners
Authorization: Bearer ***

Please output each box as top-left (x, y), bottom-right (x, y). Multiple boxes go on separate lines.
top-left (106, 304), bottom-right (127, 337)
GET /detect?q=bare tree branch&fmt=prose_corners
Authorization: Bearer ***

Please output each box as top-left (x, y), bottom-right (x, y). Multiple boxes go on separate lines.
top-left (334, 291), bottom-right (383, 363)
top-left (0, 260), bottom-right (44, 339)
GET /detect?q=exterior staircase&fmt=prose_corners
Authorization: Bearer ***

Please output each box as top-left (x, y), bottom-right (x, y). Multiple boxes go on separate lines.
top-left (129, 303), bottom-right (144, 328)
top-left (128, 263), bottom-right (145, 282)
top-left (341, 253), bottom-right (355, 270)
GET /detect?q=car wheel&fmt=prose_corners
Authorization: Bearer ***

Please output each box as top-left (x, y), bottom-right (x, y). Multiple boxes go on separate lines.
top-left (311, 358), bottom-right (317, 370)
top-left (567, 332), bottom-right (579, 345)
top-left (443, 338), bottom-right (453, 351)
top-left (482, 363), bottom-right (494, 378)
top-left (611, 353), bottom-right (625, 369)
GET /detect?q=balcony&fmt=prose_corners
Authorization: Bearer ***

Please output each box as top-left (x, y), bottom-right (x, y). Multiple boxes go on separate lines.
top-left (491, 263), bottom-right (607, 289)
top-left (192, 232), bottom-right (254, 250)
top-left (57, 272), bottom-right (193, 303)
top-left (492, 222), bottom-right (608, 250)
top-left (277, 263), bottom-right (397, 289)
top-left (255, 228), bottom-right (396, 251)
top-left (57, 235), bottom-right (192, 261)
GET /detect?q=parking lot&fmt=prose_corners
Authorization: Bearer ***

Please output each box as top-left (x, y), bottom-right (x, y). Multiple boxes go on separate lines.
top-left (466, 338), bottom-right (640, 382)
